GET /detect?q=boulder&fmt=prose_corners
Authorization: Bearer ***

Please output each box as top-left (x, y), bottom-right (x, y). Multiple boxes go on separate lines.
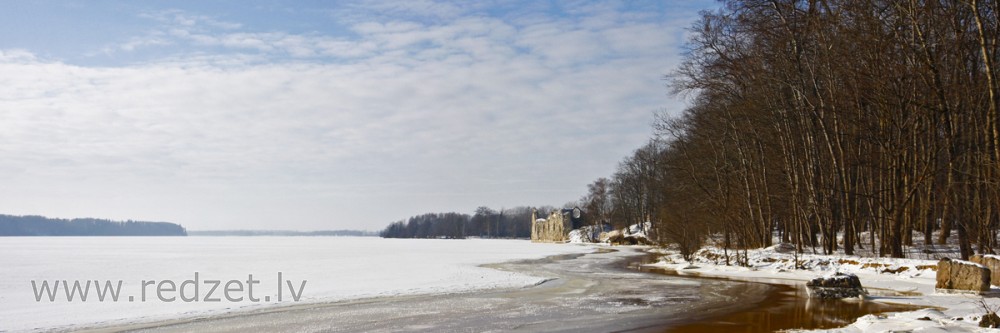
top-left (622, 235), bottom-right (655, 245)
top-left (936, 258), bottom-right (991, 292)
top-left (806, 272), bottom-right (867, 299)
top-left (971, 254), bottom-right (1000, 286)
top-left (602, 230), bottom-right (624, 245)
top-left (982, 312), bottom-right (1000, 328)
top-left (768, 243), bottom-right (796, 254)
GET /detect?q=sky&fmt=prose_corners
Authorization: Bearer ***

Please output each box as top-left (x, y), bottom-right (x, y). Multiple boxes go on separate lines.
top-left (0, 0), bottom-right (718, 231)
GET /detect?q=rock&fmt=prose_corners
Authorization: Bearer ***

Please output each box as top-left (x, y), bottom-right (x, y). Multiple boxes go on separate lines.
top-left (619, 235), bottom-right (639, 245)
top-left (806, 272), bottom-right (867, 299)
top-left (622, 235), bottom-right (654, 246)
top-left (981, 312), bottom-right (1000, 328)
top-left (936, 258), bottom-right (991, 292)
top-left (603, 230), bottom-right (624, 245)
top-left (768, 243), bottom-right (796, 254)
top-left (971, 254), bottom-right (1000, 286)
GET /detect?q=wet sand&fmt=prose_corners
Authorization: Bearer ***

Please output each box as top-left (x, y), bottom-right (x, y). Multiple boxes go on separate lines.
top-left (82, 247), bottom-right (921, 332)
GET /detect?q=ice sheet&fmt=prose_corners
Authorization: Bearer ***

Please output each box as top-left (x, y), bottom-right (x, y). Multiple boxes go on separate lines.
top-left (0, 237), bottom-right (592, 331)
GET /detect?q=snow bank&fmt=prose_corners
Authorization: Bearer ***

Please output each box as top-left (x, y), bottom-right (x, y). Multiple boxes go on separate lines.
top-left (569, 222), bottom-right (651, 244)
top-left (568, 224), bottom-right (612, 243)
top-left (648, 245), bottom-right (1000, 332)
top-left (586, 222), bottom-right (654, 245)
top-left (626, 222), bottom-right (652, 237)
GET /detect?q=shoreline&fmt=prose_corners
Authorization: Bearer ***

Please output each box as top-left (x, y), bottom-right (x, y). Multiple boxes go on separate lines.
top-left (645, 245), bottom-right (1000, 332)
top-left (78, 246), bottom-right (776, 333)
top-left (73, 244), bottom-right (920, 333)
top-left (635, 257), bottom-right (926, 332)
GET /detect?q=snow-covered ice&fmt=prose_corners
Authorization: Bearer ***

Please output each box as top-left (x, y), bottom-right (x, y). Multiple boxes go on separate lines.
top-left (105, 246), bottom-right (757, 333)
top-left (0, 237), bottom-right (592, 332)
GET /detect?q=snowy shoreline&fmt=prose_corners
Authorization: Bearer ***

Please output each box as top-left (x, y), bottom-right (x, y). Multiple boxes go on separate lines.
top-left (78, 245), bottom-right (771, 332)
top-left (16, 235), bottom-right (987, 332)
top-left (645, 245), bottom-right (1000, 332)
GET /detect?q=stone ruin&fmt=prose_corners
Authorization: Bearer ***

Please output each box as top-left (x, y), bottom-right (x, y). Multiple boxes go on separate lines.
top-left (971, 254), bottom-right (1000, 286)
top-left (936, 257), bottom-right (991, 293)
top-left (530, 207), bottom-right (583, 243)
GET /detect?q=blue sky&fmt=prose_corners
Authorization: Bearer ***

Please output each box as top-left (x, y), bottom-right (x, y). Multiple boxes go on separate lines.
top-left (0, 0), bottom-right (718, 231)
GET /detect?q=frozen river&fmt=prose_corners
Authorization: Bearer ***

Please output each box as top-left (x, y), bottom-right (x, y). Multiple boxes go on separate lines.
top-left (89, 247), bottom-right (770, 333)
top-left (1, 237), bottom-right (595, 331)
top-left (3, 236), bottom-right (930, 332)
top-left (3, 237), bottom-right (783, 332)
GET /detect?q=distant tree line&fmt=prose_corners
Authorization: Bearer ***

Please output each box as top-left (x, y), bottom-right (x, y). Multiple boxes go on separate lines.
top-left (189, 230), bottom-right (377, 237)
top-left (582, 0), bottom-right (1000, 260)
top-left (0, 214), bottom-right (187, 236)
top-left (379, 206), bottom-right (546, 239)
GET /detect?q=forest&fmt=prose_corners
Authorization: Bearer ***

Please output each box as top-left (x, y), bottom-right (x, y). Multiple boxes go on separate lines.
top-left (189, 230), bottom-right (377, 236)
top-left (580, 0), bottom-right (1000, 260)
top-left (0, 214), bottom-right (187, 236)
top-left (379, 206), bottom-right (547, 239)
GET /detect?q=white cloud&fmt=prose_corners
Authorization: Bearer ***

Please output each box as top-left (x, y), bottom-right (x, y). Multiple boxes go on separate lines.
top-left (0, 1), bottom-right (702, 230)
top-left (140, 9), bottom-right (243, 30)
top-left (0, 49), bottom-right (38, 63)
top-left (348, 0), bottom-right (474, 21)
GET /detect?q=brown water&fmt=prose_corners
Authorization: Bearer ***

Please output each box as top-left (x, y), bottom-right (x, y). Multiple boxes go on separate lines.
top-left (663, 285), bottom-right (923, 332)
top-left (632, 262), bottom-right (926, 332)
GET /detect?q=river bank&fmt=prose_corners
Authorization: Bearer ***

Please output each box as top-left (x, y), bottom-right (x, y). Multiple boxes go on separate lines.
top-left (76, 245), bottom-right (920, 333)
top-left (645, 244), bottom-right (1000, 332)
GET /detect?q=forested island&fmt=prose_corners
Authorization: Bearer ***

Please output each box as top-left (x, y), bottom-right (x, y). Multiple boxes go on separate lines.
top-left (0, 214), bottom-right (187, 236)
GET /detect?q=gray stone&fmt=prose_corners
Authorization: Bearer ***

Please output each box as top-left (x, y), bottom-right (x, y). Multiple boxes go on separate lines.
top-left (936, 258), bottom-right (991, 292)
top-left (806, 273), bottom-right (867, 299)
top-left (971, 255), bottom-right (1000, 286)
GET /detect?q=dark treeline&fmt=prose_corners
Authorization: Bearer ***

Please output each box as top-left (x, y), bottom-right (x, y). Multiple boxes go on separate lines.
top-left (189, 230), bottom-right (377, 237)
top-left (0, 214), bottom-right (187, 236)
top-left (587, 0), bottom-right (1000, 260)
top-left (380, 206), bottom-right (545, 239)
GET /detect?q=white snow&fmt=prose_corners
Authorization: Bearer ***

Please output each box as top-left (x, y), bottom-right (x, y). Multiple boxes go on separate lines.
top-left (568, 224), bottom-right (610, 243)
top-left (625, 222), bottom-right (651, 237)
top-left (568, 228), bottom-right (587, 243)
top-left (571, 222), bottom-right (651, 244)
top-left (648, 245), bottom-right (1000, 332)
top-left (953, 259), bottom-right (990, 270)
top-left (0, 237), bottom-right (592, 332)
